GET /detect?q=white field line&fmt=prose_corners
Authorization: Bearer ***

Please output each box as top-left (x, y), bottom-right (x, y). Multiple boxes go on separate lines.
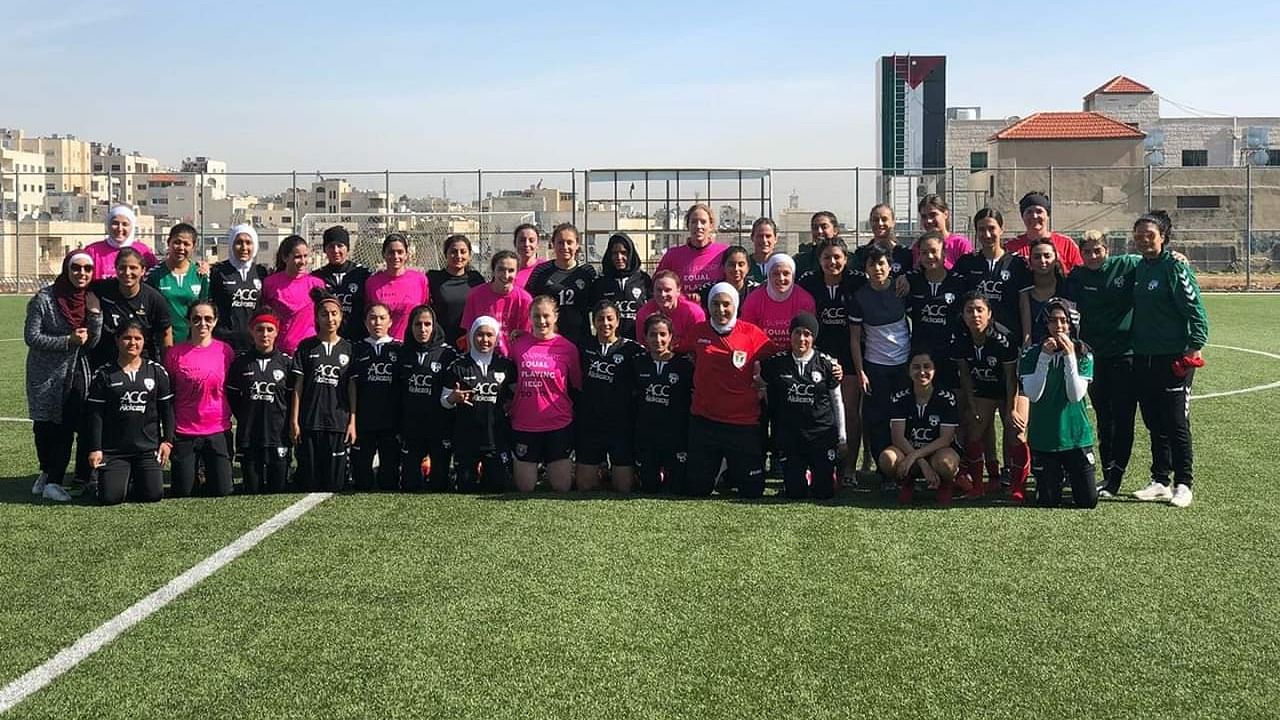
top-left (1191, 344), bottom-right (1280, 400)
top-left (0, 492), bottom-right (332, 714)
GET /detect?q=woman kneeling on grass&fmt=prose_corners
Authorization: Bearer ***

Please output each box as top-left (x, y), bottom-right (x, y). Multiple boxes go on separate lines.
top-left (443, 316), bottom-right (517, 493)
top-left (509, 296), bottom-right (581, 492)
top-left (880, 349), bottom-right (963, 505)
top-left (1019, 298), bottom-right (1098, 509)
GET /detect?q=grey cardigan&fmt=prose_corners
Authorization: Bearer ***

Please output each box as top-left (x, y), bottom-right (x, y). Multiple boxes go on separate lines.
top-left (25, 287), bottom-right (103, 424)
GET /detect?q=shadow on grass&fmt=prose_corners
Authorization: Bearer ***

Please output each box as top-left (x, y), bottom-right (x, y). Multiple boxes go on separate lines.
top-left (0, 474), bottom-right (97, 507)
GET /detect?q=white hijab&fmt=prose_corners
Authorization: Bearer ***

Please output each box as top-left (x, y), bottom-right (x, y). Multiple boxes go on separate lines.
top-left (103, 205), bottom-right (137, 249)
top-left (226, 223), bottom-right (259, 275)
top-left (763, 253), bottom-right (796, 302)
top-left (469, 315), bottom-right (501, 373)
top-left (707, 281), bottom-right (739, 335)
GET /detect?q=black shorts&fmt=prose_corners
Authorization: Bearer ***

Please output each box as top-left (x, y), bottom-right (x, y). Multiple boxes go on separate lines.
top-left (576, 422), bottom-right (635, 466)
top-left (512, 426), bottom-right (574, 464)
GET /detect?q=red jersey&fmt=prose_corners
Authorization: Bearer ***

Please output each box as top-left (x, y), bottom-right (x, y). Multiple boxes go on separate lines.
top-left (686, 320), bottom-right (773, 426)
top-left (1007, 232), bottom-right (1083, 274)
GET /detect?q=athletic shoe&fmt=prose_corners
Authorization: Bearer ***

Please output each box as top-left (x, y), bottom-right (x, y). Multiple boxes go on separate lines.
top-left (31, 472), bottom-right (48, 496)
top-left (1170, 484), bottom-right (1193, 508)
top-left (897, 482), bottom-right (913, 505)
top-left (1097, 488), bottom-right (1115, 500)
top-left (1133, 481), bottom-right (1174, 502)
top-left (1010, 488), bottom-right (1026, 505)
top-left (42, 483), bottom-right (72, 503)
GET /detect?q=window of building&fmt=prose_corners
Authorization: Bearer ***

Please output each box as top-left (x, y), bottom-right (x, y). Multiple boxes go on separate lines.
top-left (315, 200), bottom-right (326, 209)
top-left (110, 164), bottom-right (121, 171)
top-left (1269, 150), bottom-right (1280, 166)
top-left (1176, 195), bottom-right (1219, 209)
top-left (970, 151), bottom-right (988, 171)
top-left (1181, 150), bottom-right (1209, 167)
top-left (281, 216), bottom-right (292, 224)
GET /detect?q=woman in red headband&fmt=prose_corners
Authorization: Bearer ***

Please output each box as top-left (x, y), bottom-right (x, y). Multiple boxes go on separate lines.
top-left (227, 313), bottom-right (294, 492)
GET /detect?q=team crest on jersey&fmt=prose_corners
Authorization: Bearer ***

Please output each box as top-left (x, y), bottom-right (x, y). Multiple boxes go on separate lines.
top-left (430, 361), bottom-right (441, 372)
top-left (494, 371), bottom-right (506, 382)
top-left (811, 370), bottom-right (823, 383)
top-left (732, 350), bottom-right (747, 369)
top-left (191, 284), bottom-right (202, 295)
top-left (1112, 277), bottom-right (1125, 288)
top-left (944, 292), bottom-right (955, 304)
top-left (1000, 270), bottom-right (1010, 281)
top-left (1148, 279), bottom-right (1159, 290)
top-left (253, 278), bottom-right (262, 289)
top-left (515, 443), bottom-right (528, 458)
top-left (143, 377), bottom-right (155, 390)
top-left (575, 279), bottom-right (585, 289)
top-left (612, 354), bottom-right (623, 364)
top-left (987, 356), bottom-right (997, 367)
top-left (272, 369), bottom-right (285, 381)
top-left (277, 447), bottom-right (289, 458)
top-left (675, 452), bottom-right (687, 463)
top-left (338, 354), bottom-right (349, 365)
top-left (929, 414), bottom-right (939, 426)
top-left (892, 262), bottom-right (902, 273)
top-left (668, 373), bottom-right (679, 384)
top-left (827, 449), bottom-right (837, 461)
top-left (631, 287), bottom-right (642, 298)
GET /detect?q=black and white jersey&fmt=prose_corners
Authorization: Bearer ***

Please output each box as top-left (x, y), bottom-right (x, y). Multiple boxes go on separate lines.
top-left (209, 260), bottom-right (270, 355)
top-left (578, 338), bottom-right (644, 425)
top-left (350, 339), bottom-right (402, 433)
top-left (952, 251), bottom-right (1032, 334)
top-left (949, 328), bottom-right (1019, 400)
top-left (526, 262), bottom-right (599, 346)
top-left (394, 341), bottom-right (459, 437)
top-left (292, 336), bottom-right (353, 432)
top-left (590, 271), bottom-right (652, 341)
top-left (849, 243), bottom-right (915, 280)
top-left (313, 261), bottom-right (373, 341)
top-left (905, 270), bottom-right (965, 356)
top-left (443, 354), bottom-right (517, 453)
top-left (227, 348), bottom-right (292, 450)
top-left (90, 280), bottom-right (172, 367)
top-left (760, 351), bottom-right (841, 446)
top-left (798, 270), bottom-right (862, 366)
top-left (633, 353), bottom-right (694, 448)
top-left (427, 269), bottom-right (486, 346)
top-left (889, 387), bottom-right (960, 450)
top-left (86, 359), bottom-right (175, 455)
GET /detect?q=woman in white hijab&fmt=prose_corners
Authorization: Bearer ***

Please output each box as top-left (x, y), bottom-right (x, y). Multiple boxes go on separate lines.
top-left (83, 205), bottom-right (158, 281)
top-left (209, 223), bottom-right (269, 354)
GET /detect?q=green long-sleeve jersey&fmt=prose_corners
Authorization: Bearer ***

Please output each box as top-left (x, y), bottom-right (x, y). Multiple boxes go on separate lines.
top-left (1067, 254), bottom-right (1140, 358)
top-left (1132, 250), bottom-right (1209, 355)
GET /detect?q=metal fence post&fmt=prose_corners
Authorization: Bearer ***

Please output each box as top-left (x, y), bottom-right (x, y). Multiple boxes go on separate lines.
top-left (571, 169), bottom-right (578, 228)
top-left (853, 168), bottom-right (860, 243)
top-left (1245, 164), bottom-right (1253, 290)
top-left (476, 169), bottom-right (483, 244)
top-left (291, 171), bottom-right (299, 234)
top-left (1047, 165), bottom-right (1054, 231)
top-left (197, 171), bottom-right (205, 256)
top-left (13, 168), bottom-right (19, 278)
top-left (1145, 164), bottom-right (1153, 213)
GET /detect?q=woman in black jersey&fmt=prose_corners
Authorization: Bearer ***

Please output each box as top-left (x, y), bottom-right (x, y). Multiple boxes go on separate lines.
top-left (589, 232), bottom-right (651, 340)
top-left (396, 305), bottom-right (458, 492)
top-left (90, 247), bottom-right (172, 368)
top-left (290, 292), bottom-right (354, 492)
top-left (313, 226), bottom-right (373, 342)
top-left (226, 313), bottom-right (293, 493)
top-left (442, 316), bottom-right (516, 493)
top-left (880, 349), bottom-right (964, 506)
top-left (428, 234), bottom-right (485, 347)
top-left (953, 208), bottom-right (1032, 336)
top-left (633, 314), bottom-right (694, 493)
top-left (575, 300), bottom-right (644, 492)
top-left (526, 223), bottom-right (598, 347)
top-left (85, 320), bottom-right (175, 505)
top-left (348, 303), bottom-right (403, 491)
top-left (850, 204), bottom-right (914, 280)
top-left (696, 245), bottom-right (760, 314)
top-left (905, 231), bottom-right (965, 389)
top-left (1019, 237), bottom-right (1069, 347)
top-left (209, 224), bottom-right (269, 355)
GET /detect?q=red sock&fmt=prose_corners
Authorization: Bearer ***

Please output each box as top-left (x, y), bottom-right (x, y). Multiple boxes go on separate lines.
top-left (985, 458), bottom-right (1001, 489)
top-left (1008, 440), bottom-right (1030, 501)
top-left (937, 479), bottom-right (953, 506)
top-left (963, 442), bottom-right (984, 491)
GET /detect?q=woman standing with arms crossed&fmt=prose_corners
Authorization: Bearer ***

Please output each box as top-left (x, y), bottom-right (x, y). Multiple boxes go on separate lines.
top-left (526, 223), bottom-right (598, 347)
top-left (366, 233), bottom-right (430, 343)
top-left (165, 301), bottom-right (235, 497)
top-left (509, 296), bottom-right (582, 492)
top-left (261, 236), bottom-right (326, 356)
top-left (428, 234), bottom-right (486, 346)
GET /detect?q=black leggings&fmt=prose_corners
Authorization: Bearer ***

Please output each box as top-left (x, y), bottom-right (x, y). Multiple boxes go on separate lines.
top-left (1032, 447), bottom-right (1098, 509)
top-left (863, 361), bottom-right (910, 458)
top-left (240, 446), bottom-right (291, 493)
top-left (635, 441), bottom-right (687, 494)
top-left (33, 420), bottom-right (76, 485)
top-left (779, 436), bottom-right (838, 500)
top-left (98, 453), bottom-right (164, 505)
top-left (299, 431), bottom-right (348, 492)
top-left (400, 435), bottom-right (454, 492)
top-left (454, 448), bottom-right (511, 493)
top-left (351, 429), bottom-right (402, 491)
top-left (684, 416), bottom-right (764, 498)
top-left (1135, 354), bottom-right (1195, 488)
top-left (170, 431), bottom-right (234, 497)
top-left (1089, 354), bottom-right (1137, 490)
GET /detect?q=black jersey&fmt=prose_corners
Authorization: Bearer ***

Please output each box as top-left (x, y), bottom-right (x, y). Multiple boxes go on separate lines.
top-left (760, 351), bottom-right (841, 446)
top-left (798, 270), bottom-right (862, 366)
top-left (949, 328), bottom-right (1019, 400)
top-left (443, 354), bottom-right (517, 453)
top-left (590, 271), bottom-right (652, 341)
top-left (350, 339), bottom-right (403, 433)
top-left (889, 387), bottom-right (960, 449)
top-left (226, 348), bottom-right (292, 450)
top-left (633, 353), bottom-right (694, 448)
top-left (952, 251), bottom-right (1032, 334)
top-left (313, 261), bottom-right (373, 341)
top-left (428, 269), bottom-right (486, 346)
top-left (90, 280), bottom-right (172, 367)
top-left (86, 360), bottom-right (175, 455)
top-left (1025, 278), bottom-right (1069, 346)
top-left (526, 261), bottom-right (599, 346)
top-left (905, 270), bottom-right (965, 355)
top-left (578, 338), bottom-right (644, 425)
top-left (394, 340), bottom-right (459, 438)
top-left (695, 278), bottom-right (761, 315)
top-left (292, 336), bottom-right (354, 432)
top-left (209, 260), bottom-right (269, 355)
top-left (849, 242), bottom-right (914, 280)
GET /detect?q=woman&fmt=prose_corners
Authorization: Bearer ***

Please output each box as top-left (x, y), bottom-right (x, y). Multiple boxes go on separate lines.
top-left (759, 313), bottom-right (847, 499)
top-left (904, 232), bottom-right (965, 389)
top-left (796, 211), bottom-right (840, 279)
top-left (313, 225), bottom-right (373, 342)
top-left (525, 223), bottom-right (598, 347)
top-left (1019, 237), bottom-right (1069, 347)
top-left (656, 203), bottom-right (729, 300)
top-left (632, 314), bottom-right (694, 494)
top-left (290, 292), bottom-right (354, 492)
top-left (848, 246), bottom-right (912, 463)
top-left (747, 217), bottom-right (777, 284)
top-left (950, 292), bottom-right (1028, 501)
top-left (1129, 211), bottom-right (1209, 508)
top-left (442, 316), bottom-right (517, 493)
top-left (348, 303), bottom-right (403, 491)
top-left (26, 252), bottom-right (103, 502)
top-left (428, 234), bottom-right (486, 346)
top-left (461, 250), bottom-right (532, 356)
top-left (165, 301), bottom-right (235, 497)
top-left (953, 208), bottom-right (1032, 337)
top-left (1019, 298), bottom-right (1098, 509)
top-left (226, 313), bottom-right (292, 493)
top-left (397, 305), bottom-right (459, 492)
top-left (210, 223), bottom-right (269, 355)
top-left (575, 301), bottom-right (644, 492)
top-left (145, 223), bottom-right (208, 344)
top-left (512, 223), bottom-right (545, 290)
top-left (261, 235), bottom-right (326, 356)
top-left (509, 297), bottom-right (581, 492)
top-left (740, 253), bottom-right (816, 353)
top-left (589, 231), bottom-right (652, 340)
top-left (850, 204), bottom-right (913, 280)
top-left (85, 320), bottom-right (174, 505)
top-left (694, 245), bottom-right (760, 313)
top-left (90, 247), bottom-right (172, 368)
top-left (366, 233), bottom-right (430, 343)
top-left (682, 282), bottom-right (775, 498)
top-left (83, 204), bottom-right (158, 281)
top-left (914, 194), bottom-right (972, 269)
top-left (634, 270), bottom-right (706, 348)
top-left (880, 349), bottom-right (963, 506)
top-left (1008, 192), bottom-right (1084, 273)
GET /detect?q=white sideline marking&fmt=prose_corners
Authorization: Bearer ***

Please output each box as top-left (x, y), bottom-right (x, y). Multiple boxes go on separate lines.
top-left (0, 338), bottom-right (22, 343)
top-left (0, 417), bottom-right (32, 423)
top-left (0, 492), bottom-right (332, 714)
top-left (1192, 344), bottom-right (1280, 400)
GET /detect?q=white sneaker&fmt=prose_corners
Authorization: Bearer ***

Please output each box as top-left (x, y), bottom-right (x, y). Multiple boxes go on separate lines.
top-left (1170, 485), bottom-right (1193, 508)
top-left (1133, 481), bottom-right (1174, 502)
top-left (1097, 489), bottom-right (1114, 500)
top-left (31, 472), bottom-right (48, 495)
top-left (42, 483), bottom-right (72, 503)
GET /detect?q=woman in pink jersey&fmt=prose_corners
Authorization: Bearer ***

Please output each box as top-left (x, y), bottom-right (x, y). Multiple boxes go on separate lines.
top-left (739, 253), bottom-right (816, 353)
top-left (634, 269), bottom-right (705, 348)
top-left (83, 205), bottom-right (158, 281)
top-left (510, 295), bottom-right (582, 493)
top-left (914, 194), bottom-right (972, 270)
top-left (512, 223), bottom-right (545, 290)
top-left (164, 300), bottom-right (235, 497)
top-left (261, 235), bottom-right (326, 355)
top-left (365, 232), bottom-right (430, 341)
top-left (461, 250), bottom-right (532, 355)
top-left (656, 203), bottom-right (729, 302)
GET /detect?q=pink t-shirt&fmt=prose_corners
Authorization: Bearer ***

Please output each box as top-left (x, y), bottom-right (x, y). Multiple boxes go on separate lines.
top-left (509, 333), bottom-right (581, 433)
top-left (84, 239), bottom-right (158, 281)
top-left (365, 269), bottom-right (430, 341)
top-left (634, 296), bottom-right (706, 348)
top-left (656, 242), bottom-right (729, 294)
top-left (515, 260), bottom-right (546, 291)
top-left (165, 339), bottom-right (234, 436)
top-left (262, 272), bottom-right (326, 355)
top-left (740, 286), bottom-right (817, 353)
top-left (911, 233), bottom-right (973, 270)
top-left (461, 283), bottom-right (533, 355)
